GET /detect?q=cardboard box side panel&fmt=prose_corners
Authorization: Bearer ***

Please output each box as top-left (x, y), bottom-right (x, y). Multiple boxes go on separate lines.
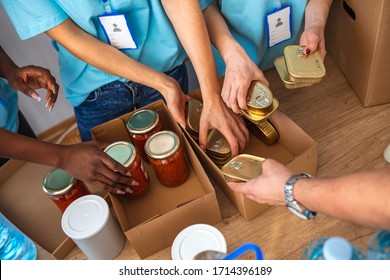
top-left (0, 160), bottom-right (24, 184)
top-left (126, 193), bottom-right (221, 259)
top-left (286, 144), bottom-right (318, 176)
top-left (52, 238), bottom-right (76, 260)
top-left (243, 198), bottom-right (272, 221)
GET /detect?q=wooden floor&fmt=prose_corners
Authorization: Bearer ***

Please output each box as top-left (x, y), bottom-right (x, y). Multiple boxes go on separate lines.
top-left (61, 55), bottom-right (390, 260)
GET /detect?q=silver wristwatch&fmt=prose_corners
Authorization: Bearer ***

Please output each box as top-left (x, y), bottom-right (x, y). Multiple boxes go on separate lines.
top-left (284, 173), bottom-right (317, 220)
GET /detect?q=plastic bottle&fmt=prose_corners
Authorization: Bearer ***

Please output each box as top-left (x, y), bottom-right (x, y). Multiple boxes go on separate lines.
top-left (0, 212), bottom-right (37, 260)
top-left (302, 236), bottom-right (365, 260)
top-left (367, 230), bottom-right (390, 260)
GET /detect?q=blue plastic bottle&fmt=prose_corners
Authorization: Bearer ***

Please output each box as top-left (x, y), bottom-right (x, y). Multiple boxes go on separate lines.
top-left (302, 237), bottom-right (365, 260)
top-left (0, 212), bottom-right (37, 260)
top-left (367, 230), bottom-right (390, 260)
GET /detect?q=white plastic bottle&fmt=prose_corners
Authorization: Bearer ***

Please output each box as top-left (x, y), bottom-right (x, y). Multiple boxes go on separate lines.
top-left (302, 237), bottom-right (365, 260)
top-left (367, 230), bottom-right (390, 260)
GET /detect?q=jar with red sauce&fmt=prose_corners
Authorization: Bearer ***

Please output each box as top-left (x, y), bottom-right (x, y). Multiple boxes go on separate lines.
top-left (104, 141), bottom-right (149, 199)
top-left (42, 168), bottom-right (91, 213)
top-left (126, 109), bottom-right (162, 162)
top-left (145, 130), bottom-right (189, 187)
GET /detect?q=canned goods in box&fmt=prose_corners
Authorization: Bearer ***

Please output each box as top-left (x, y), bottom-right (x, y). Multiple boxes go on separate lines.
top-left (221, 154), bottom-right (265, 182)
top-left (186, 98), bottom-right (203, 141)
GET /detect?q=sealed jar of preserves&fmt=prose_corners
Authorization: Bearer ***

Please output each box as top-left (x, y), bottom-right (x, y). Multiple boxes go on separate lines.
top-left (42, 168), bottom-right (91, 213)
top-left (126, 109), bottom-right (162, 162)
top-left (145, 130), bottom-right (189, 187)
top-left (104, 141), bottom-right (149, 199)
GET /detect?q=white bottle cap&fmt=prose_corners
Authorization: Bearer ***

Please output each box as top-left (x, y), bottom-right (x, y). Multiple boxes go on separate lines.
top-left (61, 195), bottom-right (125, 259)
top-left (323, 237), bottom-right (353, 260)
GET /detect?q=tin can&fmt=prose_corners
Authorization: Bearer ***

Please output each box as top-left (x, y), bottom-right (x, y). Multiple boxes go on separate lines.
top-left (274, 56), bottom-right (314, 89)
top-left (126, 109), bottom-right (162, 162)
top-left (244, 118), bottom-right (279, 145)
top-left (221, 154), bottom-right (265, 182)
top-left (42, 168), bottom-right (91, 213)
top-left (186, 98), bottom-right (203, 141)
top-left (104, 141), bottom-right (149, 198)
top-left (283, 45), bottom-right (326, 83)
top-left (145, 130), bottom-right (189, 187)
top-left (246, 81), bottom-right (274, 116)
top-left (205, 129), bottom-right (232, 167)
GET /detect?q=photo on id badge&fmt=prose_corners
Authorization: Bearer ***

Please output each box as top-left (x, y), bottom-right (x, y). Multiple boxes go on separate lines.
top-left (98, 14), bottom-right (137, 50)
top-left (267, 6), bottom-right (291, 48)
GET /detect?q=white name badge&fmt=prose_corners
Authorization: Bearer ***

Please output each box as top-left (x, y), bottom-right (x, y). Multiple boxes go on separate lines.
top-left (98, 14), bottom-right (137, 50)
top-left (267, 6), bottom-right (291, 47)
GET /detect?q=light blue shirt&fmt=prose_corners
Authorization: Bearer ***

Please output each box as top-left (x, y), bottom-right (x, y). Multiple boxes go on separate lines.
top-left (214, 0), bottom-right (308, 75)
top-left (0, 0), bottom-right (212, 107)
top-left (0, 78), bottom-right (19, 132)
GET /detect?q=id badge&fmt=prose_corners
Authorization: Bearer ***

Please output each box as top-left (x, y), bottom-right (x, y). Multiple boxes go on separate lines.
top-left (98, 14), bottom-right (137, 50)
top-left (266, 6), bottom-right (291, 48)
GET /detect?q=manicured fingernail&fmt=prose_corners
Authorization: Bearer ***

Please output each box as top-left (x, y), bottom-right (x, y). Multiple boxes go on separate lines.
top-left (131, 181), bottom-right (139, 186)
top-left (117, 190), bottom-right (125, 195)
top-left (125, 187), bottom-right (134, 194)
top-left (32, 93), bottom-right (41, 102)
top-left (306, 49), bottom-right (311, 55)
top-left (126, 171), bottom-right (132, 177)
top-left (52, 84), bottom-right (56, 94)
top-left (180, 123), bottom-right (186, 130)
top-left (200, 145), bottom-right (205, 151)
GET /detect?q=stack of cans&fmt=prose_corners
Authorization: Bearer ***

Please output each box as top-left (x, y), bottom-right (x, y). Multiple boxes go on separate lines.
top-left (274, 45), bottom-right (326, 89)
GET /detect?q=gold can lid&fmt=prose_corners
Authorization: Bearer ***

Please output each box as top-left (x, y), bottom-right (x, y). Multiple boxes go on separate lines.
top-left (284, 45), bottom-right (326, 81)
top-left (104, 141), bottom-right (136, 167)
top-left (145, 130), bottom-right (180, 159)
top-left (186, 98), bottom-right (203, 136)
top-left (126, 109), bottom-right (160, 134)
top-left (274, 56), bottom-right (314, 89)
top-left (246, 81), bottom-right (273, 115)
top-left (221, 154), bottom-right (265, 182)
top-left (42, 168), bottom-right (76, 196)
top-left (206, 129), bottom-right (231, 157)
top-left (241, 97), bottom-right (279, 123)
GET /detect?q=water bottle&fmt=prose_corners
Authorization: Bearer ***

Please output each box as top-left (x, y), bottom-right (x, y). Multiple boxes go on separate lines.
top-left (302, 237), bottom-right (365, 260)
top-left (367, 230), bottom-right (390, 260)
top-left (0, 212), bottom-right (37, 260)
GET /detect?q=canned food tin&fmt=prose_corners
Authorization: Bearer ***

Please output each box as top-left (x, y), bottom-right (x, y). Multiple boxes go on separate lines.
top-left (145, 130), bottom-right (189, 187)
top-left (221, 154), bottom-right (265, 182)
top-left (206, 129), bottom-right (232, 158)
top-left (284, 45), bottom-right (326, 83)
top-left (186, 98), bottom-right (203, 141)
top-left (104, 141), bottom-right (149, 198)
top-left (240, 97), bottom-right (279, 123)
top-left (246, 81), bottom-right (274, 116)
top-left (244, 118), bottom-right (279, 145)
top-left (42, 168), bottom-right (91, 212)
top-left (126, 109), bottom-right (162, 162)
top-left (274, 56), bottom-right (314, 89)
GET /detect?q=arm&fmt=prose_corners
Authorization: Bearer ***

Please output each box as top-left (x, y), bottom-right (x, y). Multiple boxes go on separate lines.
top-left (300, 0), bottom-right (333, 59)
top-left (45, 19), bottom-right (188, 127)
top-left (161, 0), bottom-right (249, 156)
top-left (228, 158), bottom-right (390, 230)
top-left (0, 128), bottom-right (136, 195)
top-left (0, 46), bottom-right (58, 110)
top-left (202, 1), bottom-right (269, 114)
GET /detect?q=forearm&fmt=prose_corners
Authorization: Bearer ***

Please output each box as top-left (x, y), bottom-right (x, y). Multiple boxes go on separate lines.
top-left (45, 19), bottom-right (173, 93)
top-left (295, 169), bottom-right (390, 229)
top-left (304, 0), bottom-right (333, 30)
top-left (0, 46), bottom-right (19, 80)
top-left (162, 0), bottom-right (221, 103)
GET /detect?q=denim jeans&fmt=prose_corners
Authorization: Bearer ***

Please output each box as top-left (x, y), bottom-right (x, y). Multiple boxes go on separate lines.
top-left (74, 63), bottom-right (188, 141)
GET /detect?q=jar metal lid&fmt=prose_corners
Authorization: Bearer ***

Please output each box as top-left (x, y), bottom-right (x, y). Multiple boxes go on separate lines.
top-left (42, 168), bottom-right (76, 196)
top-left (126, 109), bottom-right (159, 134)
top-left (145, 130), bottom-right (180, 159)
top-left (221, 154), bottom-right (265, 182)
top-left (186, 98), bottom-right (202, 136)
top-left (246, 81), bottom-right (273, 116)
top-left (104, 141), bottom-right (136, 167)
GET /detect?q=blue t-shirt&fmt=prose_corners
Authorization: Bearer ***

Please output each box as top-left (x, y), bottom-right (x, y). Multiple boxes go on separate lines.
top-left (0, 78), bottom-right (19, 132)
top-left (0, 0), bottom-right (212, 107)
top-left (213, 0), bottom-right (307, 76)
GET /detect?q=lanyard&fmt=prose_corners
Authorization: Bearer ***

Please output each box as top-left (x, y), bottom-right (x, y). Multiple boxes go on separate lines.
top-left (101, 0), bottom-right (113, 14)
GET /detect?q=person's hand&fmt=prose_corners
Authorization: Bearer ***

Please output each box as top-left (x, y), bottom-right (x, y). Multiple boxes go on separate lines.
top-left (199, 95), bottom-right (249, 157)
top-left (228, 158), bottom-right (292, 206)
top-left (58, 141), bottom-right (137, 195)
top-left (160, 76), bottom-right (190, 129)
top-left (6, 65), bottom-right (59, 111)
top-left (222, 48), bottom-right (269, 114)
top-left (300, 24), bottom-right (327, 60)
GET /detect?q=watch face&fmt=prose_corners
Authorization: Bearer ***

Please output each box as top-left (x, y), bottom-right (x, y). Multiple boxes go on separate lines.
top-left (287, 206), bottom-right (309, 220)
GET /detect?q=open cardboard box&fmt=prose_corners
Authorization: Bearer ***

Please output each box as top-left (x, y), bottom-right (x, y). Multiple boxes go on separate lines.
top-left (185, 92), bottom-right (318, 221)
top-left (91, 100), bottom-right (222, 259)
top-left (0, 160), bottom-right (108, 259)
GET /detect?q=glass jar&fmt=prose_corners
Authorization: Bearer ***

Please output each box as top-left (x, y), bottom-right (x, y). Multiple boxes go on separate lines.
top-left (145, 130), bottom-right (189, 187)
top-left (42, 168), bottom-right (91, 213)
top-left (104, 141), bottom-right (149, 198)
top-left (126, 109), bottom-right (162, 162)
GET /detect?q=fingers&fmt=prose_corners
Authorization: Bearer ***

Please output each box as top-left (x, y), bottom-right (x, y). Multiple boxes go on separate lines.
top-left (198, 119), bottom-right (210, 150)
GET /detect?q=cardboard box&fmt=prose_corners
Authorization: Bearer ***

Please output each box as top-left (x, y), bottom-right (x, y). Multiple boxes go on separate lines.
top-left (325, 0), bottom-right (390, 107)
top-left (91, 100), bottom-right (222, 259)
top-left (0, 160), bottom-right (107, 259)
top-left (184, 94), bottom-right (317, 221)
